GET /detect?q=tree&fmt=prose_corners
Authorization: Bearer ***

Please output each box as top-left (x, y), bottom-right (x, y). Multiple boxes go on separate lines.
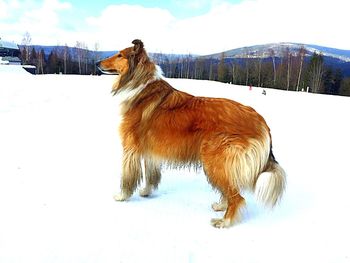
top-left (47, 50), bottom-right (58, 74)
top-left (62, 44), bottom-right (69, 74)
top-left (244, 48), bottom-right (251, 86)
top-left (269, 48), bottom-right (276, 86)
top-left (37, 49), bottom-right (45, 74)
top-left (324, 68), bottom-right (343, 95)
top-left (75, 41), bottom-right (87, 74)
top-left (21, 31), bottom-right (32, 64)
top-left (285, 47), bottom-right (292, 91)
top-left (185, 54), bottom-right (192, 79)
top-left (194, 58), bottom-right (206, 79)
top-left (296, 46), bottom-right (306, 91)
top-left (340, 77), bottom-right (350, 96)
top-left (307, 52), bottom-right (325, 93)
top-left (208, 59), bottom-right (214, 80)
top-left (257, 57), bottom-right (263, 87)
top-left (29, 47), bottom-right (37, 66)
top-left (218, 53), bottom-right (228, 82)
top-left (333, 69), bottom-right (343, 95)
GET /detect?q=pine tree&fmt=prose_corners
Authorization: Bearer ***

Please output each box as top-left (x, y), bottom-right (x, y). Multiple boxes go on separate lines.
top-left (29, 47), bottom-right (37, 66)
top-left (218, 53), bottom-right (228, 82)
top-left (340, 77), bottom-right (350, 96)
top-left (47, 51), bottom-right (58, 74)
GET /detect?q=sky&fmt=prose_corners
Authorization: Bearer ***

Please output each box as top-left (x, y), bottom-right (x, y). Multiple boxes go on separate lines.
top-left (0, 0), bottom-right (349, 54)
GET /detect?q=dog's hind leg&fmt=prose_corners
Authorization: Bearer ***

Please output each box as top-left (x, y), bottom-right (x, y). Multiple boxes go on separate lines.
top-left (201, 136), bottom-right (246, 228)
top-left (114, 149), bottom-right (142, 201)
top-left (205, 166), bottom-right (245, 228)
top-left (139, 158), bottom-right (161, 197)
top-left (212, 195), bottom-right (228, 212)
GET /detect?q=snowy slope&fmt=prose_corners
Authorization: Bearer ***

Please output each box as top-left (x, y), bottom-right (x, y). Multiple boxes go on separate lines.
top-left (0, 72), bottom-right (350, 263)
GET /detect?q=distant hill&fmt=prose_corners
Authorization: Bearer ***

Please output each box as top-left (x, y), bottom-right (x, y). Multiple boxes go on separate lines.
top-left (205, 42), bottom-right (350, 61)
top-left (18, 42), bottom-right (350, 79)
top-left (204, 42), bottom-right (350, 77)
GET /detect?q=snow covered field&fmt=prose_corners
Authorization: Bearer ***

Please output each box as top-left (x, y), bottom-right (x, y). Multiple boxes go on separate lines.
top-left (1, 69), bottom-right (350, 263)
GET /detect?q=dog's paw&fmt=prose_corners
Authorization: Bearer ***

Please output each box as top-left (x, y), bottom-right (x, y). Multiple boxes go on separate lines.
top-left (139, 186), bottom-right (152, 197)
top-left (114, 193), bottom-right (129, 201)
top-left (212, 201), bottom-right (227, 212)
top-left (210, 218), bottom-right (232, 228)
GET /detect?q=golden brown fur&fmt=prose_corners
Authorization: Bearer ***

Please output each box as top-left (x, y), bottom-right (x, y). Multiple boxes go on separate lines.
top-left (97, 39), bottom-right (286, 228)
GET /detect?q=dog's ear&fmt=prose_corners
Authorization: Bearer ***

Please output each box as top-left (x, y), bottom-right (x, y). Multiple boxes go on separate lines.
top-left (132, 39), bottom-right (144, 54)
top-left (129, 39), bottom-right (148, 67)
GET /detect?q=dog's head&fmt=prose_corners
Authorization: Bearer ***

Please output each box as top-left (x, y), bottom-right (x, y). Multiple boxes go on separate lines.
top-left (97, 39), bottom-right (155, 94)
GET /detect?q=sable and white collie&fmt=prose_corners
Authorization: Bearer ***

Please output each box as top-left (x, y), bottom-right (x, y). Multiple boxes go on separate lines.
top-left (97, 40), bottom-right (286, 228)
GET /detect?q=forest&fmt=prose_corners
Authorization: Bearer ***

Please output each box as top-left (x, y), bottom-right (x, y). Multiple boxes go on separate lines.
top-left (19, 43), bottom-right (350, 97)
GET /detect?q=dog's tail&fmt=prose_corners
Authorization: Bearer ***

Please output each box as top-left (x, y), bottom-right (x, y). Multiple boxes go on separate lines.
top-left (254, 150), bottom-right (286, 207)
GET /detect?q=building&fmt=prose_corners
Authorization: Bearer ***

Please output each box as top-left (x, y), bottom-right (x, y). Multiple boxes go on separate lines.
top-left (0, 38), bottom-right (21, 65)
top-left (0, 37), bottom-right (36, 74)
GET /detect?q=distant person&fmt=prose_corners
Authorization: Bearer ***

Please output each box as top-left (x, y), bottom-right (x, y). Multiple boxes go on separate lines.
top-left (262, 89), bottom-right (266, 95)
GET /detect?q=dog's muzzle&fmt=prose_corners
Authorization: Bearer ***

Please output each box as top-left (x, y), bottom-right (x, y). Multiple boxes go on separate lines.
top-left (95, 61), bottom-right (118, 75)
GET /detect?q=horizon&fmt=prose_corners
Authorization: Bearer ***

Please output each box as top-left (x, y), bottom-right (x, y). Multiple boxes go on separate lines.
top-left (12, 42), bottom-right (350, 57)
top-left (1, 0), bottom-right (350, 55)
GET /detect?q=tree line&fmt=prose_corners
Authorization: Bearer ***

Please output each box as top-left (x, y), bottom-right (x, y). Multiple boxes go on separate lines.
top-left (19, 32), bottom-right (101, 75)
top-left (20, 43), bottom-right (100, 75)
top-left (155, 48), bottom-right (350, 96)
top-left (19, 31), bottom-right (350, 96)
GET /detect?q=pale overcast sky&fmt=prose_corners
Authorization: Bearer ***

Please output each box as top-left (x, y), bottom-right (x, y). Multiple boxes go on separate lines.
top-left (1, 0), bottom-right (349, 54)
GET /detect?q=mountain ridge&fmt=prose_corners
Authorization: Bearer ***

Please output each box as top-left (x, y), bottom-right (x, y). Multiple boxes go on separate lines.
top-left (23, 42), bottom-right (350, 63)
top-left (204, 42), bottom-right (350, 62)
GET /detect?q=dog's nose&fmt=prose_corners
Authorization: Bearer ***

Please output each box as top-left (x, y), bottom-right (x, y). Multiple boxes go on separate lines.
top-left (95, 61), bottom-right (103, 75)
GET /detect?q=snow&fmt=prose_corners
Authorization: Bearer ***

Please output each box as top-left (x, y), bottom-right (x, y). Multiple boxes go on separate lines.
top-left (0, 64), bottom-right (31, 74)
top-left (1, 71), bottom-right (350, 263)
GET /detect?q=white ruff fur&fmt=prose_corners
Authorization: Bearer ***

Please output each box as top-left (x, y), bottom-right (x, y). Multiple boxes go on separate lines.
top-left (116, 65), bottom-right (163, 105)
top-left (117, 85), bottom-right (145, 105)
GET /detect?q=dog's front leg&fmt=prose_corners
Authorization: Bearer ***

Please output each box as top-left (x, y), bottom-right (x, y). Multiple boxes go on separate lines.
top-left (139, 158), bottom-right (161, 197)
top-left (114, 149), bottom-right (142, 201)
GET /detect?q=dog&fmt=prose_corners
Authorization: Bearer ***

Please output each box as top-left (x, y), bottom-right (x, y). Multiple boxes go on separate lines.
top-left (97, 39), bottom-right (286, 228)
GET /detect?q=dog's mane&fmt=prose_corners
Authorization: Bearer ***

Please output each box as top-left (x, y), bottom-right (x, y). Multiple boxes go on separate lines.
top-left (112, 40), bottom-right (157, 96)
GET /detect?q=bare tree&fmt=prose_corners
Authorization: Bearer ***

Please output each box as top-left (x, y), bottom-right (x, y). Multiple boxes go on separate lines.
top-left (75, 41), bottom-right (88, 74)
top-left (37, 49), bottom-right (45, 74)
top-left (208, 58), bottom-right (214, 81)
top-left (186, 54), bottom-right (191, 79)
top-left (231, 61), bottom-right (236, 84)
top-left (21, 32), bottom-right (32, 64)
top-left (285, 47), bottom-right (292, 91)
top-left (244, 47), bottom-right (250, 86)
top-left (308, 52), bottom-right (324, 93)
top-left (269, 48), bottom-right (276, 86)
top-left (194, 58), bottom-right (205, 80)
top-left (75, 41), bottom-right (83, 74)
top-left (218, 52), bottom-right (227, 82)
top-left (62, 44), bottom-right (69, 74)
top-left (296, 46), bottom-right (306, 91)
top-left (257, 57), bottom-right (262, 87)
top-left (93, 42), bottom-right (100, 75)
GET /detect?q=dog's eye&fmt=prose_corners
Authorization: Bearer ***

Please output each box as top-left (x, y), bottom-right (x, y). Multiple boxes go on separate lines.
top-left (117, 54), bottom-right (122, 58)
